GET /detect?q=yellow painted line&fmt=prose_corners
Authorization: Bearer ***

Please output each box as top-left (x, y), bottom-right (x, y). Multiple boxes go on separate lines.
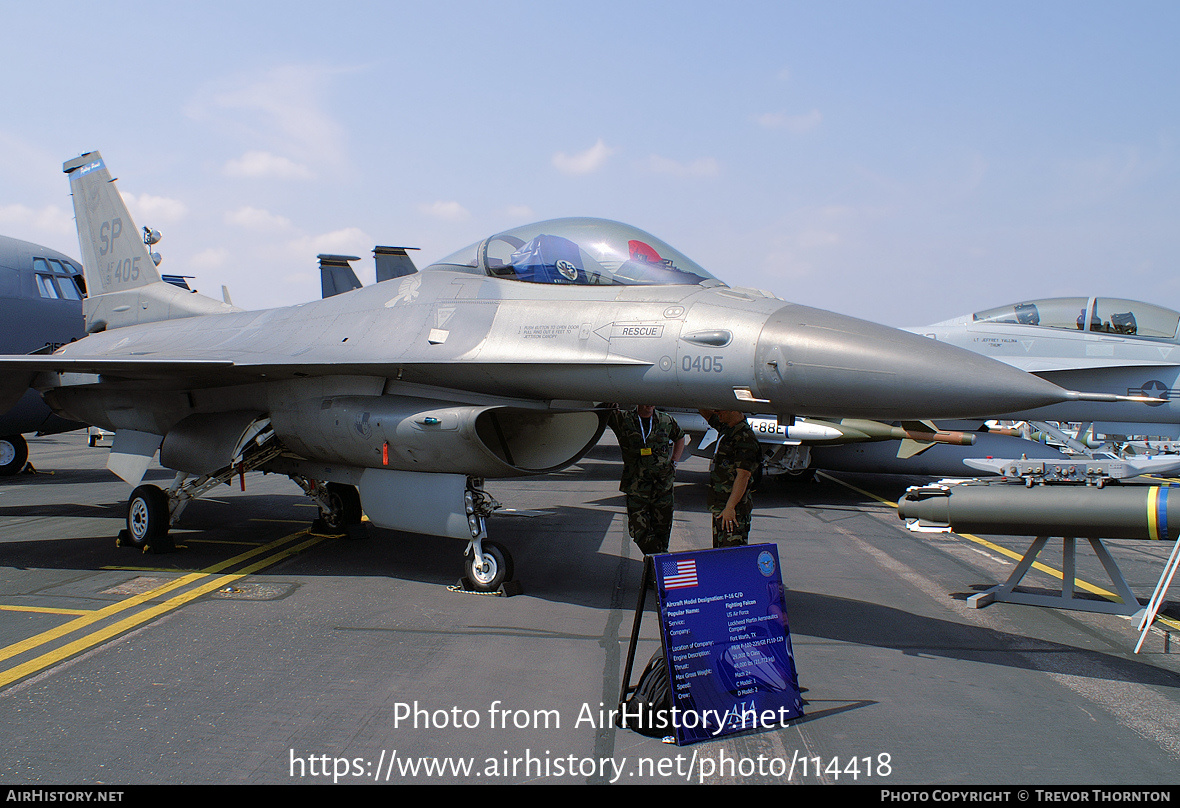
top-left (0, 534), bottom-right (326, 689)
top-left (0, 529), bottom-right (315, 667)
top-left (0, 604), bottom-right (92, 616)
top-left (817, 472), bottom-right (1180, 631)
top-left (817, 472), bottom-right (895, 507)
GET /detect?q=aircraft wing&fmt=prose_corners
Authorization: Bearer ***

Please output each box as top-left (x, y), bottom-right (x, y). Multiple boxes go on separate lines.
top-left (0, 354), bottom-right (648, 410)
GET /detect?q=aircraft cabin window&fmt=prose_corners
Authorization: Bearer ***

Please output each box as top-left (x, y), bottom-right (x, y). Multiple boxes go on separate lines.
top-left (34, 273), bottom-right (82, 301)
top-left (1091, 298), bottom-right (1180, 339)
top-left (56, 276), bottom-right (83, 300)
top-left (427, 218), bottom-right (718, 287)
top-left (32, 257), bottom-right (84, 300)
top-left (974, 296), bottom-right (1180, 341)
top-left (972, 298), bottom-right (1088, 331)
top-left (35, 274), bottom-right (60, 299)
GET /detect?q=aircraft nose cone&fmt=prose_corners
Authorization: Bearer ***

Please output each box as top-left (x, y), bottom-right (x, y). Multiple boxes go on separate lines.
top-left (754, 304), bottom-right (1073, 420)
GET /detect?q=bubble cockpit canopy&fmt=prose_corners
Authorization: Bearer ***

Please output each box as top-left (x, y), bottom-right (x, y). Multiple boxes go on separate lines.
top-left (426, 218), bottom-right (721, 287)
top-left (972, 296), bottom-right (1180, 341)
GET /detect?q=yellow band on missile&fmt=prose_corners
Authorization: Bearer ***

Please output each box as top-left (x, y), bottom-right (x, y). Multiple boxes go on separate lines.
top-left (1147, 486), bottom-right (1167, 542)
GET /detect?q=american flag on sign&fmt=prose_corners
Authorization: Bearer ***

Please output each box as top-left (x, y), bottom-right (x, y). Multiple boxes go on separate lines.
top-left (663, 558), bottom-right (698, 590)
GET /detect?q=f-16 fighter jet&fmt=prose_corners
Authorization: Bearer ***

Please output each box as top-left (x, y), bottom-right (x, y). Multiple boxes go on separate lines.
top-left (0, 152), bottom-right (1134, 589)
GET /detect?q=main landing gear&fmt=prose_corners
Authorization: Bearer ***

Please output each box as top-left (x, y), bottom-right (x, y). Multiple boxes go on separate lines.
top-left (118, 424), bottom-right (283, 553)
top-left (124, 484), bottom-right (174, 552)
top-left (0, 435), bottom-right (28, 476)
top-left (295, 478), bottom-right (365, 536)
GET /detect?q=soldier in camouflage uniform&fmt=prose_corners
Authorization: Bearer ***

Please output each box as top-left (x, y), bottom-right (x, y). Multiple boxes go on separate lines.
top-left (699, 409), bottom-right (762, 547)
top-left (607, 405), bottom-right (686, 555)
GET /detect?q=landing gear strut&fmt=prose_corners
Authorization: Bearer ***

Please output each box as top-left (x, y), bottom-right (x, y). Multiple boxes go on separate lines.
top-left (117, 419), bottom-right (282, 553)
top-left (460, 479), bottom-right (517, 593)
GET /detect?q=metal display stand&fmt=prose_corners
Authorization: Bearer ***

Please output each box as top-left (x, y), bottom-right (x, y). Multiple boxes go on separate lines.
top-left (617, 556), bottom-right (655, 710)
top-left (966, 535), bottom-right (1146, 618)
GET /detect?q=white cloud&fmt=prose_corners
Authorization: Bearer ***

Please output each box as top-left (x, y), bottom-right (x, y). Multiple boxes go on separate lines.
top-left (552, 138), bottom-right (615, 175)
top-left (225, 206), bottom-right (293, 231)
top-left (188, 248), bottom-right (229, 270)
top-left (419, 201), bottom-right (470, 221)
top-left (288, 226), bottom-right (372, 259)
top-left (755, 109), bottom-right (823, 133)
top-left (186, 64), bottom-right (351, 172)
top-left (223, 150), bottom-right (315, 180)
top-left (641, 154), bottom-right (720, 178)
top-left (0, 203), bottom-right (75, 238)
top-left (796, 229), bottom-right (840, 248)
top-left (122, 193), bottom-right (188, 224)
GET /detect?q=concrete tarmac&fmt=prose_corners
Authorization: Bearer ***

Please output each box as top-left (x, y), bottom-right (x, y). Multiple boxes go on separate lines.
top-left (0, 431), bottom-right (1178, 785)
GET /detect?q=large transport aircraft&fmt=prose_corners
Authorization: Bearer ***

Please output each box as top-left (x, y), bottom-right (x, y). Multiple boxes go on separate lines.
top-left (0, 234), bottom-right (86, 474)
top-left (0, 152), bottom-right (1137, 589)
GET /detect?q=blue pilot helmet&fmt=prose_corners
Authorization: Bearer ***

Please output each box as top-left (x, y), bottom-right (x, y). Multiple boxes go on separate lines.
top-left (508, 234), bottom-right (587, 284)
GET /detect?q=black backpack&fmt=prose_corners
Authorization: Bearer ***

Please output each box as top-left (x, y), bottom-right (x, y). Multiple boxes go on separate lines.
top-left (619, 649), bottom-right (673, 737)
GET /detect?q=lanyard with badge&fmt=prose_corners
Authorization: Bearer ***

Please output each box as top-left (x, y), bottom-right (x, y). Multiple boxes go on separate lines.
top-left (639, 415), bottom-right (653, 456)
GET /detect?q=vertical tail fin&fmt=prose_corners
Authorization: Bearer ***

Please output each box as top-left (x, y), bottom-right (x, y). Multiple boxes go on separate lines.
top-left (62, 151), bottom-right (239, 331)
top-left (63, 152), bottom-right (163, 295)
top-left (374, 245), bottom-right (419, 282)
top-left (318, 253), bottom-right (363, 298)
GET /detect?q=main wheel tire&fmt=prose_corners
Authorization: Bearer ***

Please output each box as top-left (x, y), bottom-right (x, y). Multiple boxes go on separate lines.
top-left (777, 467), bottom-right (816, 484)
top-left (323, 483), bottom-right (363, 529)
top-left (127, 485), bottom-right (172, 552)
top-left (465, 541), bottom-right (513, 592)
top-left (0, 435), bottom-right (28, 476)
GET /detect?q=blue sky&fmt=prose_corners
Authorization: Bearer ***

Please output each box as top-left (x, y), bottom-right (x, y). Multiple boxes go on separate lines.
top-left (2, 1), bottom-right (1179, 326)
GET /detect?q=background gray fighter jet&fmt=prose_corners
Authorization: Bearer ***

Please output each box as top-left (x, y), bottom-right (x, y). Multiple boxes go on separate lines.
top-left (705, 296), bottom-right (1180, 483)
top-left (0, 234), bottom-right (86, 474)
top-left (0, 152), bottom-right (1134, 589)
top-left (910, 296), bottom-right (1180, 440)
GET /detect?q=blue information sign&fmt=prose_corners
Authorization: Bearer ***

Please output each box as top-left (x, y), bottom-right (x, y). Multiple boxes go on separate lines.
top-left (654, 544), bottom-right (804, 745)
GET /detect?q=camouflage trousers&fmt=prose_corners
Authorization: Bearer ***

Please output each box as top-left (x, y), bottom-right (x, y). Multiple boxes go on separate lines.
top-left (710, 504), bottom-right (752, 548)
top-left (625, 489), bottom-right (675, 555)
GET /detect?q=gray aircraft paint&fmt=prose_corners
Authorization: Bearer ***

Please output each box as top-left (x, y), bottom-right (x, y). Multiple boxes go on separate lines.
top-left (0, 152), bottom-right (1129, 580)
top-left (912, 297), bottom-right (1180, 435)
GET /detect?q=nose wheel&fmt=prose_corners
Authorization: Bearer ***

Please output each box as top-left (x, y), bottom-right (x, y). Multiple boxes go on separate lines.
top-left (464, 540), bottom-right (514, 592)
